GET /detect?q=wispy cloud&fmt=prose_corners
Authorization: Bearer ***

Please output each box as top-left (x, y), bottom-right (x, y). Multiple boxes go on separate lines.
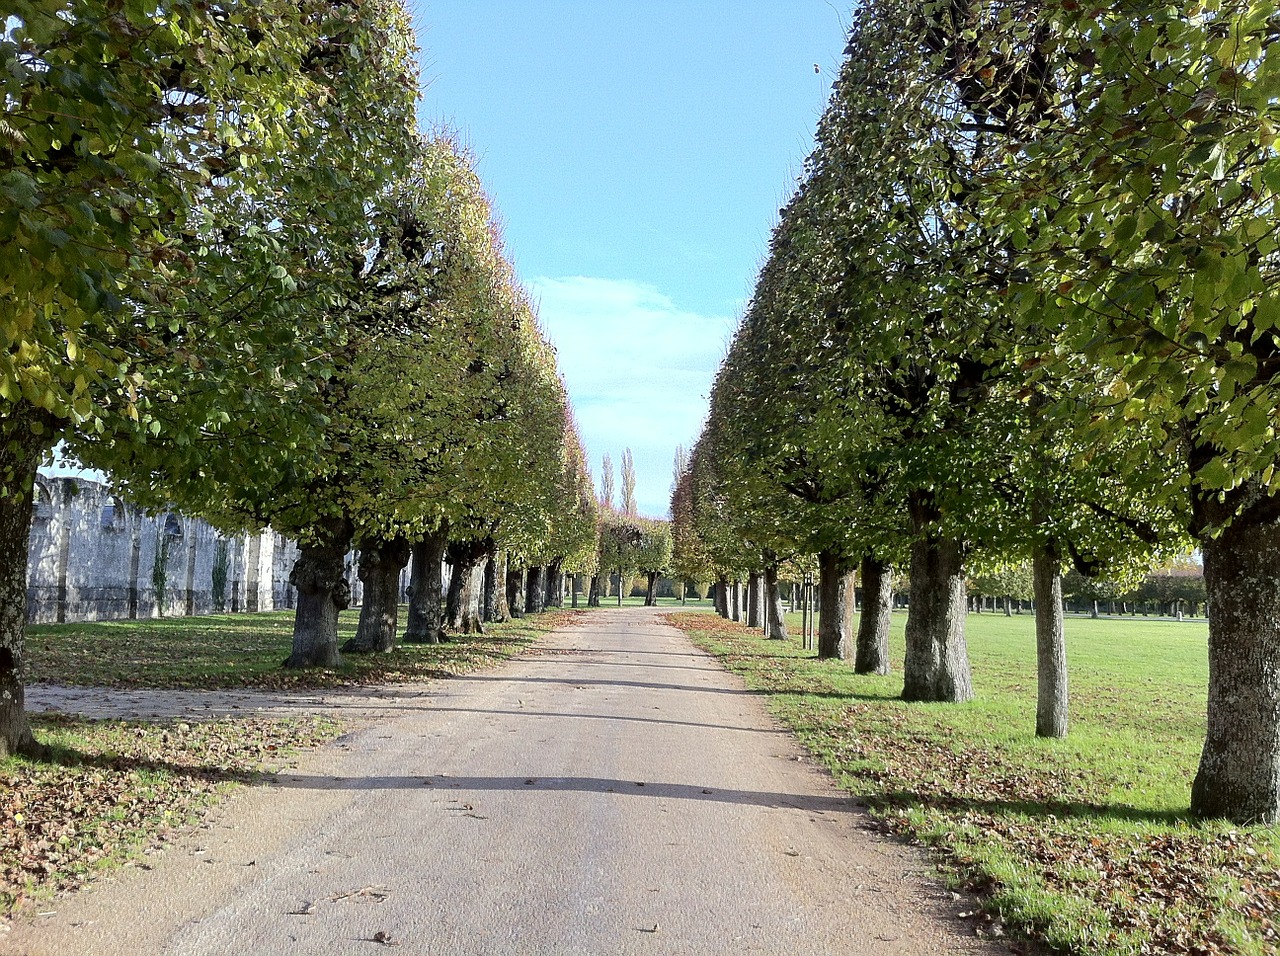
top-left (530, 276), bottom-right (733, 518)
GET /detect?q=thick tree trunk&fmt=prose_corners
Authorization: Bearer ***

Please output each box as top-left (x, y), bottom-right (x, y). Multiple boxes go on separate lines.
top-left (764, 564), bottom-right (787, 640)
top-left (1033, 542), bottom-right (1068, 738)
top-left (1004, 596), bottom-right (1013, 617)
top-left (286, 518), bottom-right (354, 669)
top-left (0, 413), bottom-right (54, 759)
top-left (506, 564), bottom-right (526, 618)
top-left (747, 574), bottom-right (763, 628)
top-left (343, 536), bottom-right (410, 653)
top-left (729, 579), bottom-right (741, 622)
top-left (817, 550), bottom-right (855, 660)
top-left (902, 495), bottom-right (972, 702)
top-left (855, 555), bottom-right (893, 675)
top-left (587, 573), bottom-right (600, 607)
top-left (644, 570), bottom-right (659, 606)
top-left (404, 527), bottom-right (448, 644)
top-left (545, 559), bottom-right (564, 608)
top-left (1192, 510), bottom-right (1280, 823)
top-left (482, 549), bottom-right (506, 624)
top-left (714, 577), bottom-right (728, 617)
top-left (445, 540), bottom-right (488, 634)
top-left (526, 566), bottom-right (546, 614)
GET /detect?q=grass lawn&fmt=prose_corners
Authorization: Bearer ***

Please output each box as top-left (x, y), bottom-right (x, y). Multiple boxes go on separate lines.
top-left (5, 606), bottom-right (583, 918)
top-left (25, 607), bottom-right (586, 689)
top-left (666, 608), bottom-right (1280, 956)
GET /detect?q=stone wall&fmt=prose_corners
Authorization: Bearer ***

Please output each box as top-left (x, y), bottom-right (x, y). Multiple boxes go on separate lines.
top-left (25, 476), bottom-right (367, 625)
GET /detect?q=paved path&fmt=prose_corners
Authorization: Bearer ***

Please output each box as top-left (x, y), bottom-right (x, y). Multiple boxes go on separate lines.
top-left (6, 608), bottom-right (1001, 956)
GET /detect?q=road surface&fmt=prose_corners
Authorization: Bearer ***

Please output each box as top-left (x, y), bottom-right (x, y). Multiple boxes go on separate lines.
top-left (6, 607), bottom-right (1003, 956)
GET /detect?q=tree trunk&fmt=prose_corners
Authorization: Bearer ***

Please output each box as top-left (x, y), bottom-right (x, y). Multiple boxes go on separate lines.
top-left (855, 555), bottom-right (893, 674)
top-left (729, 579), bottom-right (741, 622)
top-left (744, 574), bottom-right (760, 628)
top-left (817, 550), bottom-right (855, 660)
top-left (902, 495), bottom-right (973, 702)
top-left (1003, 596), bottom-right (1013, 617)
top-left (644, 570), bottom-right (659, 606)
top-left (286, 518), bottom-right (354, 669)
top-left (526, 566), bottom-right (546, 614)
top-left (587, 573), bottom-right (600, 607)
top-left (343, 536), bottom-right (410, 653)
top-left (545, 559), bottom-right (564, 608)
top-left (764, 564), bottom-right (787, 640)
top-left (1192, 510), bottom-right (1280, 823)
top-left (0, 411), bottom-right (54, 759)
top-left (1033, 542), bottom-right (1068, 738)
top-left (445, 540), bottom-right (488, 634)
top-left (715, 577), bottom-right (728, 617)
top-left (404, 527), bottom-right (448, 644)
top-left (482, 549), bottom-right (503, 624)
top-left (506, 564), bottom-right (526, 618)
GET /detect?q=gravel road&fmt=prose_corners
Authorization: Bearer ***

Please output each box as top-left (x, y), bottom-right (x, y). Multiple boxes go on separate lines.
top-left (5, 607), bottom-right (1004, 956)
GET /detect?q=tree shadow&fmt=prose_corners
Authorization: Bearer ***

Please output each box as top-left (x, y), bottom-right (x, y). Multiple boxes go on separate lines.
top-left (267, 771), bottom-right (858, 814)
top-left (869, 787), bottom-right (1188, 827)
top-left (452, 674), bottom-right (757, 697)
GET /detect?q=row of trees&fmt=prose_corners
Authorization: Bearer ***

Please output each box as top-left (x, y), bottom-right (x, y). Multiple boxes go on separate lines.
top-left (2, 2), bottom-right (598, 757)
top-left (673, 0), bottom-right (1280, 823)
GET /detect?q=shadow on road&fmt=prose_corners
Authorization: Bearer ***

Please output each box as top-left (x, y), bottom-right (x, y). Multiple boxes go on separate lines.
top-left (421, 705), bottom-right (782, 735)
top-left (266, 771), bottom-right (857, 813)
top-left (452, 675), bottom-right (756, 696)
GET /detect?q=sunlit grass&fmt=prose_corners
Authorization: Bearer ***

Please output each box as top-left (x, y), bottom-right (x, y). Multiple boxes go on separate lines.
top-left (667, 609), bottom-right (1280, 956)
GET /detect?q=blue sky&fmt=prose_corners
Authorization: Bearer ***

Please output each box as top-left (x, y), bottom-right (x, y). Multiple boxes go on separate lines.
top-left (411, 2), bottom-right (852, 517)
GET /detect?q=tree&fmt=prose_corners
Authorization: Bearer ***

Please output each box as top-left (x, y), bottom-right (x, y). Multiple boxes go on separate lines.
top-left (920, 0), bottom-right (1280, 818)
top-left (620, 448), bottom-right (638, 516)
top-left (600, 453), bottom-right (615, 512)
top-left (635, 520), bottom-right (674, 606)
top-left (0, 0), bottom-right (417, 755)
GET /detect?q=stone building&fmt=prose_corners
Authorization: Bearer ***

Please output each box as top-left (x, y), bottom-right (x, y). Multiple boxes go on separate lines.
top-left (24, 475), bottom-right (332, 624)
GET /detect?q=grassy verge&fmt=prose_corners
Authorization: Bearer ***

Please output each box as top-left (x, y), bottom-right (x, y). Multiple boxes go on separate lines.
top-left (26, 607), bottom-right (587, 689)
top-left (666, 609), bottom-right (1280, 956)
top-left (9, 606), bottom-right (583, 917)
top-left (2, 711), bottom-right (342, 915)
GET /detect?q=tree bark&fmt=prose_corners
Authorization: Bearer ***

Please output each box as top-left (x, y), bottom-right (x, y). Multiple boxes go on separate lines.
top-left (286, 517), bottom-right (354, 669)
top-left (764, 564), bottom-right (787, 640)
top-left (404, 527), bottom-right (448, 644)
top-left (747, 574), bottom-right (763, 628)
top-left (855, 555), bottom-right (893, 674)
top-left (902, 495), bottom-right (973, 702)
top-left (482, 549), bottom-right (506, 624)
top-left (1033, 542), bottom-right (1068, 738)
top-left (587, 573), bottom-right (600, 607)
top-left (1192, 507), bottom-right (1280, 823)
top-left (715, 577), bottom-right (729, 617)
top-left (817, 550), bottom-right (855, 660)
top-left (526, 566), bottom-right (546, 614)
top-left (644, 570), bottom-right (659, 606)
top-left (343, 536), bottom-right (410, 653)
top-left (506, 564), bottom-right (526, 618)
top-left (0, 411), bottom-right (54, 759)
top-left (545, 558), bottom-right (564, 608)
top-left (729, 579), bottom-right (742, 622)
top-left (445, 539), bottom-right (488, 634)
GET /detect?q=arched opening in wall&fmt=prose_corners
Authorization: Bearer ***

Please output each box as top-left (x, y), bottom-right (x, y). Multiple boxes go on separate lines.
top-left (101, 497), bottom-right (127, 532)
top-left (163, 514), bottom-right (184, 540)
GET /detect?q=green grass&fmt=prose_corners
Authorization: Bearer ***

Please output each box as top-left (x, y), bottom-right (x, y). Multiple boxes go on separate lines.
top-left (26, 607), bottom-right (585, 690)
top-left (666, 609), bottom-right (1280, 956)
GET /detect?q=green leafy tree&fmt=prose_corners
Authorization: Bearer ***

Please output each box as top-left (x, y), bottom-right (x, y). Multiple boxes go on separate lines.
top-left (0, 0), bottom-right (417, 755)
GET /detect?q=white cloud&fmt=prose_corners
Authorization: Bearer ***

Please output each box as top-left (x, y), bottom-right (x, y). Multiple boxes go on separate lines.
top-left (530, 276), bottom-right (732, 518)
